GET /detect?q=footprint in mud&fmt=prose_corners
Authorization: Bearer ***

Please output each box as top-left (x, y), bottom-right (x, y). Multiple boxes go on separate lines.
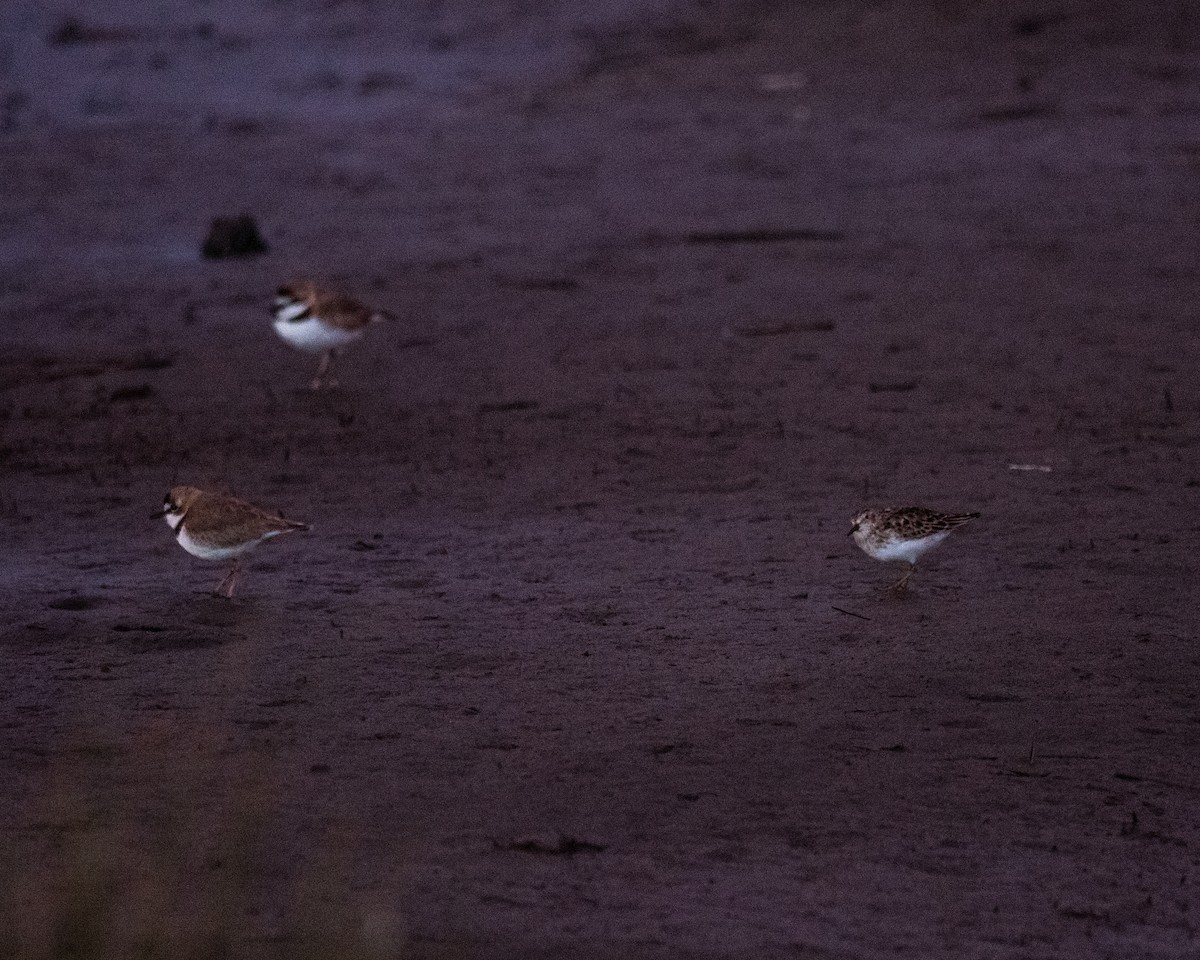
top-left (107, 594), bottom-right (261, 649)
top-left (1, 617), bottom-right (235, 651)
top-left (108, 621), bottom-right (240, 651)
top-left (13, 593), bottom-right (249, 651)
top-left (46, 594), bottom-right (109, 611)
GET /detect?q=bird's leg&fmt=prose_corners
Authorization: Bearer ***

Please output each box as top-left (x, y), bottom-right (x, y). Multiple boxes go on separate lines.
top-left (213, 566), bottom-right (234, 598)
top-left (888, 563), bottom-right (916, 596)
top-left (311, 350), bottom-right (333, 390)
top-left (213, 561), bottom-right (241, 598)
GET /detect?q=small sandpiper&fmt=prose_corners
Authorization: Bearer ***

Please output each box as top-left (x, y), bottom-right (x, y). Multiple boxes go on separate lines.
top-left (157, 486), bottom-right (309, 597)
top-left (849, 506), bottom-right (979, 594)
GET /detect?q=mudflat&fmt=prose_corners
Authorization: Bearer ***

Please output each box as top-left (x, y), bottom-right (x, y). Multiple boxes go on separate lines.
top-left (2, 1), bottom-right (1198, 957)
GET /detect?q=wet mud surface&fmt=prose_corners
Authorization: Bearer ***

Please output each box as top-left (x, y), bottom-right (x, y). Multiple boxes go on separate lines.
top-left (2, 1), bottom-right (1200, 956)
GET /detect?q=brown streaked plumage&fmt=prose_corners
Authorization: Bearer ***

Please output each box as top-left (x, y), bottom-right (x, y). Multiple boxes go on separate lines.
top-left (272, 279), bottom-right (390, 388)
top-left (159, 485), bottom-right (308, 597)
top-left (849, 506), bottom-right (979, 595)
top-left (278, 280), bottom-right (378, 332)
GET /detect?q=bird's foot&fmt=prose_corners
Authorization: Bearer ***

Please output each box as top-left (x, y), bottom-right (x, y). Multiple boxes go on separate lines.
top-left (885, 568), bottom-right (915, 598)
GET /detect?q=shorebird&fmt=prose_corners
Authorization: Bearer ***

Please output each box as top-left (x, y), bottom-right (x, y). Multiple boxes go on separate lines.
top-left (272, 280), bottom-right (389, 388)
top-left (849, 506), bottom-right (979, 594)
top-left (157, 486), bottom-right (308, 597)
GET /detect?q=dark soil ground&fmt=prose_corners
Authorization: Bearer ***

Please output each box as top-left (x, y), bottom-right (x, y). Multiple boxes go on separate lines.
top-left (2, 1), bottom-right (1199, 957)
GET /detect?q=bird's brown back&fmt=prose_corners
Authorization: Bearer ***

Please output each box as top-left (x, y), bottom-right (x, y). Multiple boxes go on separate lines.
top-left (182, 491), bottom-right (307, 548)
top-left (282, 281), bottom-right (376, 332)
top-left (883, 507), bottom-right (980, 538)
top-left (314, 290), bottom-right (375, 331)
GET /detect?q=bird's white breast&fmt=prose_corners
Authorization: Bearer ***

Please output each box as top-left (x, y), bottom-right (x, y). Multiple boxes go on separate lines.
top-left (866, 530), bottom-right (950, 564)
top-left (274, 300), bottom-right (310, 322)
top-left (167, 511), bottom-right (275, 561)
top-left (273, 316), bottom-right (361, 353)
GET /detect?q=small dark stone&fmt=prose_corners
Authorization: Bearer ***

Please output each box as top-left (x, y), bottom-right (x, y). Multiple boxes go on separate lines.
top-left (1012, 14), bottom-right (1065, 37)
top-left (495, 834), bottom-right (606, 856)
top-left (201, 214), bottom-right (268, 258)
top-left (47, 17), bottom-right (129, 45)
top-left (110, 384), bottom-right (154, 402)
top-left (48, 17), bottom-right (89, 45)
top-left (49, 595), bottom-right (106, 611)
top-left (358, 71), bottom-right (408, 95)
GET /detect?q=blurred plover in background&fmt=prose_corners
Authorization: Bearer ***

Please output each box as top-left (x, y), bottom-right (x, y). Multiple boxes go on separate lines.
top-left (272, 280), bottom-right (389, 388)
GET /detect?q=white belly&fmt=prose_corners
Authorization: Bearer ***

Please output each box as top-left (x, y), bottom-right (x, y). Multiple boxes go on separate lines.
top-left (166, 513), bottom-right (273, 561)
top-left (869, 530), bottom-right (950, 565)
top-left (273, 317), bottom-right (361, 353)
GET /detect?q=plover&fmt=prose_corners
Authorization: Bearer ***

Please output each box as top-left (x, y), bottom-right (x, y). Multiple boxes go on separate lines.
top-left (272, 280), bottom-right (389, 388)
top-left (157, 486), bottom-right (308, 597)
top-left (849, 506), bottom-right (979, 594)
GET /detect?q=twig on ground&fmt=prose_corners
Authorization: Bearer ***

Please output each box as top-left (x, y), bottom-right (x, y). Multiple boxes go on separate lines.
top-left (832, 606), bottom-right (871, 621)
